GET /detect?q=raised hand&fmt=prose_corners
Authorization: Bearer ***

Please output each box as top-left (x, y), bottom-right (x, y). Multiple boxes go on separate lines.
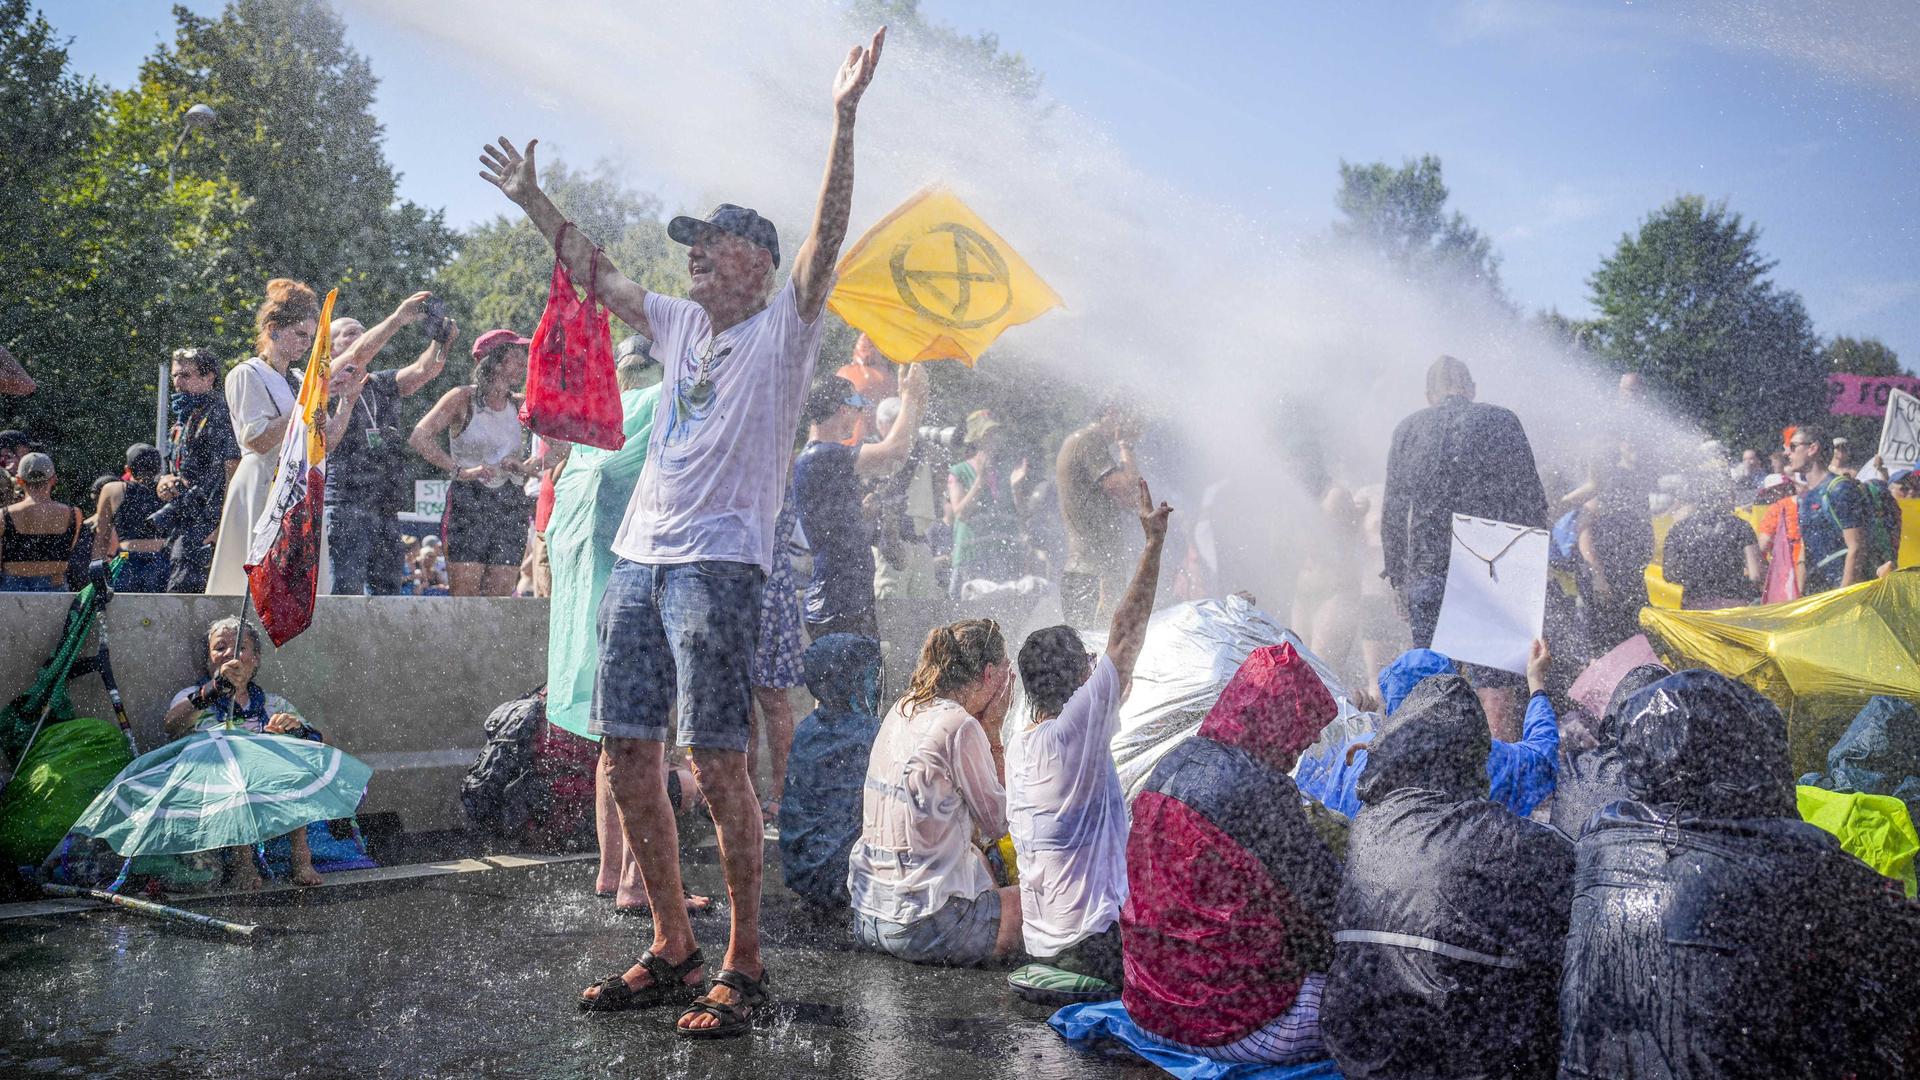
top-left (479, 137), bottom-right (542, 207)
top-left (832, 26), bottom-right (886, 114)
top-left (1136, 478), bottom-right (1173, 544)
top-left (395, 290), bottom-right (432, 325)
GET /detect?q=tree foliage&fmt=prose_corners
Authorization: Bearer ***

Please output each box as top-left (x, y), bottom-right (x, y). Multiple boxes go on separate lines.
top-left (1825, 334), bottom-right (1906, 378)
top-left (1587, 195), bottom-right (1825, 449)
top-left (1334, 154), bottom-right (1505, 303)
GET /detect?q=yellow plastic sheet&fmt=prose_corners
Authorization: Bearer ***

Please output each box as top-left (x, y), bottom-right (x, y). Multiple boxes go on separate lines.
top-left (1797, 785), bottom-right (1919, 897)
top-left (1901, 499), bottom-right (1920, 570)
top-left (1640, 570), bottom-right (1920, 775)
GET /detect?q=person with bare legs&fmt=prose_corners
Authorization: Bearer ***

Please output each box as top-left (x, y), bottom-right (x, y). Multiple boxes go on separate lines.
top-left (480, 25), bottom-right (886, 1038)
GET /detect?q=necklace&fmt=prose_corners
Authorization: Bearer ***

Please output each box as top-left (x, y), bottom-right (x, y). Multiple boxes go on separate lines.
top-left (687, 334), bottom-right (734, 408)
top-left (1452, 525), bottom-right (1532, 582)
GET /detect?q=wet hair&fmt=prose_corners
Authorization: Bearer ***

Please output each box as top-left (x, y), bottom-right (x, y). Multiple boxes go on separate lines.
top-left (1426, 354), bottom-right (1474, 401)
top-left (170, 346), bottom-right (220, 378)
top-left (204, 615), bottom-right (263, 674)
top-left (472, 340), bottom-right (522, 394)
top-left (1019, 624), bottom-right (1091, 719)
top-left (901, 619), bottom-right (1006, 714)
top-left (253, 278), bottom-right (320, 357)
top-left (1795, 424), bottom-right (1831, 458)
top-left (125, 443), bottom-right (162, 479)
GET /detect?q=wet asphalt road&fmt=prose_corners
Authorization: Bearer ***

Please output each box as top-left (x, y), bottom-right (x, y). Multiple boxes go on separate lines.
top-left (0, 842), bottom-right (1159, 1079)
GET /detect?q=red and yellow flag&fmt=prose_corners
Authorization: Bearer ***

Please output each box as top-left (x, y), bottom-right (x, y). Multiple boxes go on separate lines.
top-left (246, 288), bottom-right (337, 646)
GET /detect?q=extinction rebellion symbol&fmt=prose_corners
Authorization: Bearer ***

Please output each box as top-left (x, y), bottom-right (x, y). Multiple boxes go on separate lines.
top-left (889, 222), bottom-right (1013, 329)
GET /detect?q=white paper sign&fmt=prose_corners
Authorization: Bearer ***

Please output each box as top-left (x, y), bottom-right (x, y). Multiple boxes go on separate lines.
top-left (1879, 388), bottom-right (1920, 469)
top-left (1430, 514), bottom-right (1549, 675)
top-left (414, 479), bottom-right (449, 518)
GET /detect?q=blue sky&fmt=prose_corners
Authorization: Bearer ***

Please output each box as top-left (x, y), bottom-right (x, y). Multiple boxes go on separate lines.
top-left (54, 1), bottom-right (1920, 364)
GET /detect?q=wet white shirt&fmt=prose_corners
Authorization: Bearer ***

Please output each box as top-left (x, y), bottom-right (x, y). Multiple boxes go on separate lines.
top-left (611, 280), bottom-right (827, 571)
top-left (1005, 654), bottom-right (1128, 956)
top-left (847, 696), bottom-right (1007, 925)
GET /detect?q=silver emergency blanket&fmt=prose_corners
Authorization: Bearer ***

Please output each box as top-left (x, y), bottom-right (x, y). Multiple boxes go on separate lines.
top-left (1077, 595), bottom-right (1369, 800)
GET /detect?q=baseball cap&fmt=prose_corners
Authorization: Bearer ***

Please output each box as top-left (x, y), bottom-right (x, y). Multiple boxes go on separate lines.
top-left (964, 410), bottom-right (1002, 446)
top-left (471, 328), bottom-right (531, 361)
top-left (615, 334), bottom-right (655, 364)
top-left (668, 204), bottom-right (781, 268)
top-left (804, 375), bottom-right (870, 425)
top-left (15, 451), bottom-right (53, 484)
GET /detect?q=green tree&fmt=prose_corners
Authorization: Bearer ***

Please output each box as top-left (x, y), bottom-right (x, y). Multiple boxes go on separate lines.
top-left (1334, 155), bottom-right (1505, 302)
top-left (137, 0), bottom-right (456, 343)
top-left (1826, 335), bottom-right (1906, 378)
top-left (1587, 196), bottom-right (1825, 448)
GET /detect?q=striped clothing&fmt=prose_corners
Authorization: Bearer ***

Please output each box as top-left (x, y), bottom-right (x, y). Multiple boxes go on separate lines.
top-left (1135, 974), bottom-right (1327, 1065)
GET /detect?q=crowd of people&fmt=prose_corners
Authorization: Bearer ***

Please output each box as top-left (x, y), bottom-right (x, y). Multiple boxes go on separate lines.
top-left (5, 22), bottom-right (1919, 1070)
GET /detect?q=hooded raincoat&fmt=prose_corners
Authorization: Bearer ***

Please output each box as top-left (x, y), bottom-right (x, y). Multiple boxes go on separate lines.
top-left (1549, 662), bottom-right (1669, 839)
top-left (1559, 670), bottom-right (1920, 1079)
top-left (1120, 643), bottom-right (1343, 1048)
top-left (1322, 674), bottom-right (1573, 1079)
top-left (778, 634), bottom-right (883, 908)
top-left (1296, 649), bottom-right (1559, 818)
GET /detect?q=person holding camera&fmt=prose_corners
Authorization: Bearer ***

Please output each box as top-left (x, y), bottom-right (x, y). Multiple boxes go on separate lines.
top-left (324, 292), bottom-right (452, 595)
top-left (157, 347), bottom-right (241, 593)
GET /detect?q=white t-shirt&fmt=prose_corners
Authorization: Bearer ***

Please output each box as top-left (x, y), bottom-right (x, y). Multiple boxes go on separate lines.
top-left (1005, 654), bottom-right (1128, 956)
top-left (610, 280), bottom-right (827, 571)
top-left (847, 696), bottom-right (1008, 926)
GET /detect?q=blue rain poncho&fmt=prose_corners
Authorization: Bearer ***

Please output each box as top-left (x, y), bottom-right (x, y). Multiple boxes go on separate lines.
top-left (777, 633), bottom-right (883, 908)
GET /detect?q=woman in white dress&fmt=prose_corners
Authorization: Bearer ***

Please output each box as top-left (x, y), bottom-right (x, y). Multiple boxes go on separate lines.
top-left (205, 278), bottom-right (321, 595)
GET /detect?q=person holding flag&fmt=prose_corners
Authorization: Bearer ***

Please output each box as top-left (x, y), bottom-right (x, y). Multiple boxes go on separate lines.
top-left (246, 289), bottom-right (340, 646)
top-left (479, 25), bottom-right (888, 1038)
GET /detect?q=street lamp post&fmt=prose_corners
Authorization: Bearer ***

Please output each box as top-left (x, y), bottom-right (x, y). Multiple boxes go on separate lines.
top-left (157, 103), bottom-right (219, 453)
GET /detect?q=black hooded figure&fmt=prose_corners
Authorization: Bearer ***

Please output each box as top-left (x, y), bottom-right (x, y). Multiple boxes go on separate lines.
top-left (1558, 669), bottom-right (1920, 1079)
top-left (1321, 674), bottom-right (1574, 1079)
top-left (1548, 662), bottom-right (1671, 839)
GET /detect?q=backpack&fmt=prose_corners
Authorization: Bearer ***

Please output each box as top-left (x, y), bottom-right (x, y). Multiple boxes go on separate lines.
top-left (1815, 477), bottom-right (1898, 573)
top-left (460, 686), bottom-right (548, 837)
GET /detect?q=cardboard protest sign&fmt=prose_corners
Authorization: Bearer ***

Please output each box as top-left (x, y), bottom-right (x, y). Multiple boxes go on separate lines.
top-left (1878, 387), bottom-right (1920, 469)
top-left (1431, 514), bottom-right (1549, 675)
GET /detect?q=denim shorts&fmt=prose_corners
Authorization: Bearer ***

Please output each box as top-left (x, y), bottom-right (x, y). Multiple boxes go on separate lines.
top-left (852, 890), bottom-right (1003, 967)
top-left (589, 558), bottom-right (766, 752)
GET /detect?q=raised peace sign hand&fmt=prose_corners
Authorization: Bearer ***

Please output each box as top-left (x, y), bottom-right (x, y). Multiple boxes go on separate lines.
top-left (832, 27), bottom-right (886, 115)
top-left (1136, 478), bottom-right (1174, 545)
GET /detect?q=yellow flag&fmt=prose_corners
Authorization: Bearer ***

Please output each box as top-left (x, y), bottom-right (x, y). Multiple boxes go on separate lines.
top-left (828, 187), bottom-right (1062, 366)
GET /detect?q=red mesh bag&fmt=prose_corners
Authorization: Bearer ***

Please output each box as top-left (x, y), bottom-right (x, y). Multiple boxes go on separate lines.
top-left (519, 223), bottom-right (624, 450)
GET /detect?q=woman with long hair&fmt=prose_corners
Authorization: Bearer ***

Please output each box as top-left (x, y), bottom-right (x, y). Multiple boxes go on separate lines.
top-left (847, 618), bottom-right (1024, 967)
top-left (409, 329), bottom-right (534, 596)
top-left (206, 279), bottom-right (320, 595)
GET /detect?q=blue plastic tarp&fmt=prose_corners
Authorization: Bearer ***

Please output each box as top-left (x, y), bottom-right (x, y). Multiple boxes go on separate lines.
top-left (1050, 999), bottom-right (1344, 1080)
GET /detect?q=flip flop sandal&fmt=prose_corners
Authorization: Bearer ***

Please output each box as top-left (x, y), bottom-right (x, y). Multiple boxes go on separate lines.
top-left (675, 968), bottom-right (770, 1039)
top-left (578, 947), bottom-right (705, 1013)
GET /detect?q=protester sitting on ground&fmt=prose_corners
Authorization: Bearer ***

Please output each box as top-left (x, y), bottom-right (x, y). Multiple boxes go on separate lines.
top-left (1055, 398), bottom-right (1142, 626)
top-left (1, 453), bottom-right (81, 592)
top-left (409, 329), bottom-right (534, 596)
top-left (1790, 424), bottom-right (1885, 593)
top-left (1005, 479), bottom-right (1171, 999)
top-left (794, 363), bottom-right (929, 640)
top-left (948, 410), bottom-right (1028, 598)
top-left (324, 292), bottom-right (450, 596)
top-left (1559, 670), bottom-right (1920, 1078)
top-left (159, 347), bottom-right (241, 593)
top-left (1322, 673), bottom-right (1575, 1080)
top-left (161, 616), bottom-right (328, 888)
top-left (93, 444), bottom-right (172, 593)
top-left (1662, 472), bottom-right (1762, 609)
top-left (778, 633), bottom-right (884, 909)
top-left (1381, 355), bottom-right (1548, 741)
top-left (848, 618), bottom-right (1021, 967)
top-left (1549, 662), bottom-right (1670, 839)
top-left (207, 278), bottom-right (320, 595)
top-left (1301, 643), bottom-right (1559, 819)
top-left (1120, 642), bottom-right (1344, 1066)
top-left (0, 344), bottom-right (32, 397)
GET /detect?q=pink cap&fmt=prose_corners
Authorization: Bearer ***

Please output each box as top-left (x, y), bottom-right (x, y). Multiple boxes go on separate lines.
top-left (471, 328), bottom-right (530, 360)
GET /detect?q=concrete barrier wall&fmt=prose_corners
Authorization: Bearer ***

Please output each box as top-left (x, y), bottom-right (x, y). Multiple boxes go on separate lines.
top-left (1, 592), bottom-right (1011, 834)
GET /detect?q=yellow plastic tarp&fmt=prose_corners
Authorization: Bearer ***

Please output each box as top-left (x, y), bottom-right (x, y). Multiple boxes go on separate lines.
top-left (1901, 499), bottom-right (1920, 570)
top-left (1640, 569), bottom-right (1920, 776)
top-left (1797, 785), bottom-right (1919, 897)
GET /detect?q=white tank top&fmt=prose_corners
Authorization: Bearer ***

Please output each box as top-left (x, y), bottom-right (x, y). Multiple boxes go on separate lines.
top-left (450, 395), bottom-right (524, 490)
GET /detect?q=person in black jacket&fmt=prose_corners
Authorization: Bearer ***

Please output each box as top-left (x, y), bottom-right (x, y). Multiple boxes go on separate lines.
top-left (1559, 670), bottom-right (1920, 1079)
top-left (1322, 673), bottom-right (1573, 1080)
top-left (1380, 355), bottom-right (1549, 739)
